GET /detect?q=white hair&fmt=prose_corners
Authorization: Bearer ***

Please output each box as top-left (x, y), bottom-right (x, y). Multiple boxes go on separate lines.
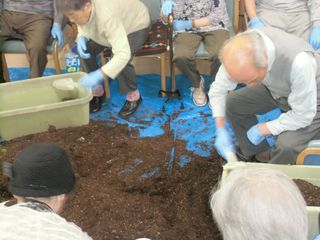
top-left (210, 167), bottom-right (308, 240)
top-left (219, 31), bottom-right (268, 69)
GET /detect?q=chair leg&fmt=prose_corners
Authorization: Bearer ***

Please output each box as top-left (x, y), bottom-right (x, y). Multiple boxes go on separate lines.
top-left (52, 40), bottom-right (61, 74)
top-left (160, 52), bottom-right (166, 96)
top-left (1, 53), bottom-right (10, 81)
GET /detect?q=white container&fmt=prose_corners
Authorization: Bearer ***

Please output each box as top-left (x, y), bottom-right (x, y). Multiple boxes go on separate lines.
top-left (221, 162), bottom-right (320, 240)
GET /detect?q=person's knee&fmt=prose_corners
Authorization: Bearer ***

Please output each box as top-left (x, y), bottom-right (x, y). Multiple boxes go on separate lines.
top-left (225, 92), bottom-right (240, 117)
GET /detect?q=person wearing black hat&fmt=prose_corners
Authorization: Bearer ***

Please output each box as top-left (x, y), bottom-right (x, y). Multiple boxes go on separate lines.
top-left (0, 142), bottom-right (92, 239)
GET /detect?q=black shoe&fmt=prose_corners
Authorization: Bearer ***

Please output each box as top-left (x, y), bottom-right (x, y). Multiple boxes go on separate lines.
top-left (119, 97), bottom-right (142, 118)
top-left (89, 96), bottom-right (104, 113)
top-left (235, 147), bottom-right (259, 162)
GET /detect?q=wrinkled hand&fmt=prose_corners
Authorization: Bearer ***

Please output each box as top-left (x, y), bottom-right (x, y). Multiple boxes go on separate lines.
top-left (77, 36), bottom-right (91, 59)
top-left (249, 17), bottom-right (265, 28)
top-left (214, 127), bottom-right (235, 160)
top-left (173, 19), bottom-right (192, 31)
top-left (51, 23), bottom-right (64, 48)
top-left (161, 0), bottom-right (176, 16)
top-left (247, 124), bottom-right (266, 145)
top-left (308, 26), bottom-right (320, 50)
top-left (78, 69), bottom-right (104, 89)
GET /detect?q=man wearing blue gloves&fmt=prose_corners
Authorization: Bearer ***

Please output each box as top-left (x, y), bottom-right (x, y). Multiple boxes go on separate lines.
top-left (0, 0), bottom-right (64, 78)
top-left (160, 0), bottom-right (230, 107)
top-left (244, 0), bottom-right (320, 50)
top-left (56, 0), bottom-right (150, 116)
top-left (209, 27), bottom-right (320, 164)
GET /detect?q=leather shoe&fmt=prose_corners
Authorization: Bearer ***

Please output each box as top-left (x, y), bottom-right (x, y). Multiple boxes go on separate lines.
top-left (89, 96), bottom-right (104, 113)
top-left (119, 97), bottom-right (142, 118)
top-left (235, 147), bottom-right (259, 162)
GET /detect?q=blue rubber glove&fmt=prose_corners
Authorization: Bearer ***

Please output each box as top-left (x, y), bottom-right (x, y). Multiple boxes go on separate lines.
top-left (214, 127), bottom-right (235, 160)
top-left (308, 26), bottom-right (320, 50)
top-left (249, 17), bottom-right (265, 28)
top-left (173, 19), bottom-right (193, 31)
top-left (313, 235), bottom-right (320, 240)
top-left (51, 23), bottom-right (64, 48)
top-left (161, 0), bottom-right (176, 16)
top-left (77, 36), bottom-right (91, 59)
top-left (78, 69), bottom-right (104, 89)
top-left (247, 124), bottom-right (265, 145)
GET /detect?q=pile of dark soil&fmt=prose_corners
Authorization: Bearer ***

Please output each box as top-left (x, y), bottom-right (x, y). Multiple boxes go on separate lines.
top-left (0, 121), bottom-right (223, 240)
top-left (1, 121), bottom-right (320, 239)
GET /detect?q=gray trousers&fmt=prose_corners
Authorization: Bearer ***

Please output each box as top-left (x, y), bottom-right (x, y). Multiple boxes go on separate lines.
top-left (257, 9), bottom-right (311, 41)
top-left (226, 84), bottom-right (320, 164)
top-left (81, 27), bottom-right (149, 94)
top-left (0, 10), bottom-right (52, 78)
top-left (173, 29), bottom-right (229, 88)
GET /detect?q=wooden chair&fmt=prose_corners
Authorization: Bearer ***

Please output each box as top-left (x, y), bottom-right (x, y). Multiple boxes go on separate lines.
top-left (296, 140), bottom-right (320, 165)
top-left (0, 22), bottom-right (75, 81)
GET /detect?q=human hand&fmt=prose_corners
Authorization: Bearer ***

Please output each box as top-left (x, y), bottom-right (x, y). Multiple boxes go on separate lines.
top-left (161, 0), bottom-right (176, 16)
top-left (78, 69), bottom-right (104, 89)
top-left (214, 127), bottom-right (235, 160)
top-left (173, 19), bottom-right (193, 31)
top-left (77, 36), bottom-right (91, 59)
top-left (313, 234), bottom-right (320, 240)
top-left (308, 26), bottom-right (320, 50)
top-left (51, 23), bottom-right (64, 48)
top-left (249, 17), bottom-right (265, 28)
top-left (247, 124), bottom-right (266, 145)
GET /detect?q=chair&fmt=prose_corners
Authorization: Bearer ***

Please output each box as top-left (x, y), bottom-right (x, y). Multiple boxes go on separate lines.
top-left (167, 0), bottom-right (247, 93)
top-left (0, 21), bottom-right (75, 81)
top-left (101, 0), bottom-right (169, 98)
top-left (296, 140), bottom-right (320, 165)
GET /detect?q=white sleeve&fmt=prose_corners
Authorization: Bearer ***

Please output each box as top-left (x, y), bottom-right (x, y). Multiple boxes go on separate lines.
top-left (208, 65), bottom-right (238, 118)
top-left (266, 52), bottom-right (317, 135)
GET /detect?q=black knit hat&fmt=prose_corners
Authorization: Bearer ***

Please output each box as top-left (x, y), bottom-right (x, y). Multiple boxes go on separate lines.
top-left (8, 142), bottom-right (75, 197)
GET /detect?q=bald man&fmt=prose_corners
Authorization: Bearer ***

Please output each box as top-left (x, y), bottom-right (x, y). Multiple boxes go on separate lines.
top-left (208, 27), bottom-right (320, 164)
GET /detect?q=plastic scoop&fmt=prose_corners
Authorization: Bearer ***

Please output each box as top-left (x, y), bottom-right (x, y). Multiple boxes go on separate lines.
top-left (52, 78), bottom-right (79, 100)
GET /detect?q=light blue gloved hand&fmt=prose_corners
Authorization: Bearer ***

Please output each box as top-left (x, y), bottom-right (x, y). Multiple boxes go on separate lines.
top-left (161, 0), bottom-right (176, 16)
top-left (78, 69), bottom-right (104, 89)
top-left (247, 124), bottom-right (265, 145)
top-left (249, 16), bottom-right (265, 28)
top-left (313, 234), bottom-right (320, 240)
top-left (173, 19), bottom-right (193, 31)
top-left (51, 23), bottom-right (64, 48)
top-left (77, 36), bottom-right (91, 59)
top-left (308, 26), bottom-right (320, 50)
top-left (214, 127), bottom-right (235, 160)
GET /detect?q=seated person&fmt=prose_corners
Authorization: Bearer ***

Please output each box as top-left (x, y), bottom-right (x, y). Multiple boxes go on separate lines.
top-left (0, 0), bottom-right (65, 79)
top-left (160, 0), bottom-right (230, 107)
top-left (210, 167), bottom-right (308, 240)
top-left (244, 0), bottom-right (320, 50)
top-left (56, 0), bottom-right (150, 116)
top-left (0, 142), bottom-right (92, 239)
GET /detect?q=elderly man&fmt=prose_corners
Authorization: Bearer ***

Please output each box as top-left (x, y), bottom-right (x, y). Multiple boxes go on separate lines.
top-left (244, 0), bottom-right (320, 50)
top-left (0, 0), bottom-right (64, 79)
top-left (0, 142), bottom-right (92, 239)
top-left (210, 167), bottom-right (308, 240)
top-left (209, 27), bottom-right (320, 164)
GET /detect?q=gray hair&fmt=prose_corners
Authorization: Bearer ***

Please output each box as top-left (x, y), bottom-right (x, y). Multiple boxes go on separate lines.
top-left (210, 167), bottom-right (308, 240)
top-left (219, 31), bottom-right (268, 69)
top-left (56, 0), bottom-right (91, 12)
